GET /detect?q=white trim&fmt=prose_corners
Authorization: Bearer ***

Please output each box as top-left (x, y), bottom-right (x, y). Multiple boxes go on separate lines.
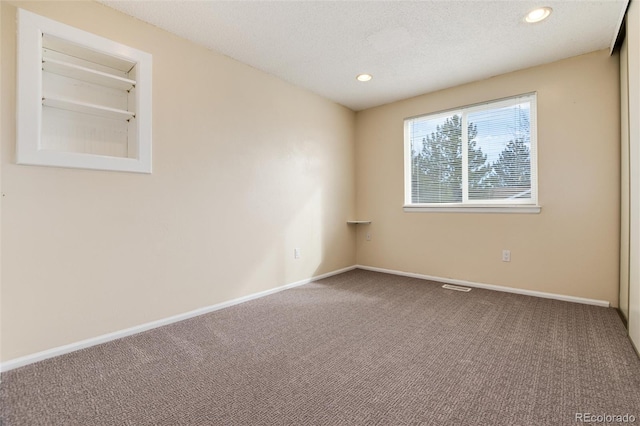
top-left (2, 263), bottom-right (609, 372)
top-left (404, 205), bottom-right (541, 214)
top-left (0, 266), bottom-right (356, 372)
top-left (355, 265), bottom-right (610, 307)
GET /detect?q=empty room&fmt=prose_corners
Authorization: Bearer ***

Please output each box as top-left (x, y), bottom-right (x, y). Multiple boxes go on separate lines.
top-left (1, 0), bottom-right (640, 424)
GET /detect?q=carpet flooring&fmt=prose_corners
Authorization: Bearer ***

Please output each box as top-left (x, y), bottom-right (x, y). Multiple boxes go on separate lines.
top-left (1, 269), bottom-right (640, 425)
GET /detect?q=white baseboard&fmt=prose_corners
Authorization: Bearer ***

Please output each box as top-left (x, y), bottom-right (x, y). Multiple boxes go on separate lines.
top-left (355, 265), bottom-right (611, 308)
top-left (2, 264), bottom-right (610, 372)
top-left (0, 265), bottom-right (356, 373)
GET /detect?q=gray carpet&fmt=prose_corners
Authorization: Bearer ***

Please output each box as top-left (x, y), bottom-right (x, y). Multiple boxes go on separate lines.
top-left (1, 269), bottom-right (640, 425)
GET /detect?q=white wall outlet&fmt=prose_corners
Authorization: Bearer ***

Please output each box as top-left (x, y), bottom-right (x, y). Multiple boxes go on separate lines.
top-left (502, 250), bottom-right (511, 262)
top-left (294, 248), bottom-right (301, 259)
top-left (366, 232), bottom-right (371, 241)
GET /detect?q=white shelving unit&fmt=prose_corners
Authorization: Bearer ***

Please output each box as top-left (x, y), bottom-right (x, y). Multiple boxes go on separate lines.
top-left (17, 9), bottom-right (152, 173)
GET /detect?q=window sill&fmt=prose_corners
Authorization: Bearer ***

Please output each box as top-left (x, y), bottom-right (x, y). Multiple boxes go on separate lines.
top-left (403, 205), bottom-right (541, 214)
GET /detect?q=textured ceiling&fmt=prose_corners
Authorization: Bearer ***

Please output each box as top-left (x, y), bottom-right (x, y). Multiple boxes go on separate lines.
top-left (99, 1), bottom-right (628, 111)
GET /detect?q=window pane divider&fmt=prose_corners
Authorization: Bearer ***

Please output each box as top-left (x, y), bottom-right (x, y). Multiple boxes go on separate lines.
top-left (462, 112), bottom-right (469, 203)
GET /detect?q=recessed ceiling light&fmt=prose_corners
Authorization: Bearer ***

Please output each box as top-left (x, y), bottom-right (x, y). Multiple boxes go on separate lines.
top-left (525, 7), bottom-right (552, 23)
top-left (356, 74), bottom-right (372, 82)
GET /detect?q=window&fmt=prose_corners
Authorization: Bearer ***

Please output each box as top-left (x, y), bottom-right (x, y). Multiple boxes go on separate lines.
top-left (404, 93), bottom-right (539, 213)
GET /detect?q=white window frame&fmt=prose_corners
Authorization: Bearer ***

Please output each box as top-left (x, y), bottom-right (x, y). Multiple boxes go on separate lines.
top-left (403, 93), bottom-right (540, 214)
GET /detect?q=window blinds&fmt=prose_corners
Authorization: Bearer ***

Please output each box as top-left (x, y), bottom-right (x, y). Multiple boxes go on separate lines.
top-left (406, 93), bottom-right (537, 206)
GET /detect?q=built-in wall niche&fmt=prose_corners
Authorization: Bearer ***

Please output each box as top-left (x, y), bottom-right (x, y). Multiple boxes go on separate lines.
top-left (17, 9), bottom-right (152, 173)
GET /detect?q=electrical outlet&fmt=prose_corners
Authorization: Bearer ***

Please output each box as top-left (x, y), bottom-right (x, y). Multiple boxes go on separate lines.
top-left (294, 248), bottom-right (301, 259)
top-left (366, 232), bottom-right (371, 241)
top-left (502, 250), bottom-right (511, 262)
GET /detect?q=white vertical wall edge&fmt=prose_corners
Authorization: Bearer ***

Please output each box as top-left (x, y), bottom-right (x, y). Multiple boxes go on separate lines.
top-left (356, 265), bottom-right (611, 307)
top-left (0, 266), bottom-right (356, 372)
top-left (626, 0), bottom-right (640, 352)
top-left (16, 9), bottom-right (152, 173)
top-left (620, 34), bottom-right (631, 321)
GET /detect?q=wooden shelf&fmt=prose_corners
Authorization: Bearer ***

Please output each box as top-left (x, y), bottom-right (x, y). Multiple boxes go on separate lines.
top-left (43, 58), bottom-right (136, 91)
top-left (347, 221), bottom-right (372, 224)
top-left (42, 97), bottom-right (135, 120)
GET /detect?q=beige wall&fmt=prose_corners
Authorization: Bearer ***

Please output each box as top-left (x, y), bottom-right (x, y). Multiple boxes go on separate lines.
top-left (1, 1), bottom-right (356, 361)
top-left (0, 0), bottom-right (624, 364)
top-left (355, 50), bottom-right (621, 305)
